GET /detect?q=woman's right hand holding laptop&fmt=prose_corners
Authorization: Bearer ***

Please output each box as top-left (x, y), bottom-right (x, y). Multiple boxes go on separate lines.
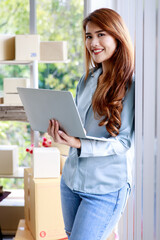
top-left (47, 119), bottom-right (81, 149)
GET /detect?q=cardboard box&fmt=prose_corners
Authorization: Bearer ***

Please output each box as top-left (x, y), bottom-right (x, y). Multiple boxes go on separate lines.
top-left (0, 145), bottom-right (18, 174)
top-left (15, 220), bottom-right (68, 240)
top-left (15, 219), bottom-right (34, 240)
top-left (0, 34), bottom-right (15, 60)
top-left (0, 97), bottom-right (3, 104)
top-left (4, 93), bottom-right (22, 106)
top-left (40, 41), bottom-right (67, 61)
top-left (24, 168), bottom-right (35, 238)
top-left (24, 168), bottom-right (67, 240)
top-left (51, 142), bottom-right (69, 156)
top-left (0, 189), bottom-right (24, 235)
top-left (3, 78), bottom-right (30, 93)
top-left (0, 91), bottom-right (3, 104)
top-left (15, 35), bottom-right (40, 60)
top-left (33, 147), bottom-right (60, 178)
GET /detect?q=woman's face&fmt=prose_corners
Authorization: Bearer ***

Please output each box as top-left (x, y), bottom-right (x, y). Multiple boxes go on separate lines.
top-left (85, 21), bottom-right (117, 71)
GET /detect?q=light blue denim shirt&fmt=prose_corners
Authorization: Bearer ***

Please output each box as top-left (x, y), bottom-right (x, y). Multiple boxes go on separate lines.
top-left (62, 67), bottom-right (135, 194)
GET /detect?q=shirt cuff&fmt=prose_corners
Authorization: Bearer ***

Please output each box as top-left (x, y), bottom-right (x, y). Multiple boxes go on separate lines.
top-left (78, 139), bottom-right (93, 158)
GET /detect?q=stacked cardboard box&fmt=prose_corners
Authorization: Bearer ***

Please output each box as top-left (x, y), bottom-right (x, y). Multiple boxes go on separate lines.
top-left (14, 146), bottom-right (67, 240)
top-left (33, 147), bottom-right (60, 178)
top-left (15, 220), bottom-right (68, 240)
top-left (23, 168), bottom-right (67, 240)
top-left (3, 77), bottom-right (29, 106)
top-left (0, 145), bottom-right (18, 175)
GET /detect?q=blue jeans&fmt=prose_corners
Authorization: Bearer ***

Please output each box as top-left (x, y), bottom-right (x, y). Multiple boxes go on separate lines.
top-left (60, 176), bottom-right (130, 240)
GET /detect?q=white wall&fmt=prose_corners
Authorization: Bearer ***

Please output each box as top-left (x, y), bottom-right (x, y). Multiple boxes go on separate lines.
top-left (84, 0), bottom-right (117, 17)
top-left (90, 0), bottom-right (116, 12)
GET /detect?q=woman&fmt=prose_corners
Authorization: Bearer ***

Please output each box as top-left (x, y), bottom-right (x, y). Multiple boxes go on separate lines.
top-left (47, 8), bottom-right (135, 240)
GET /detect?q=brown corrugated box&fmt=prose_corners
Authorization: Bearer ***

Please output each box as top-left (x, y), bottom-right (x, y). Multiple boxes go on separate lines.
top-left (0, 145), bottom-right (18, 174)
top-left (0, 35), bottom-right (15, 60)
top-left (24, 168), bottom-right (67, 240)
top-left (15, 35), bottom-right (40, 60)
top-left (40, 41), bottom-right (67, 61)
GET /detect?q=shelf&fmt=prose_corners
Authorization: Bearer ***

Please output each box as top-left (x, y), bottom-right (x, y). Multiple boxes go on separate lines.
top-left (0, 60), bottom-right (33, 65)
top-left (0, 167), bottom-right (26, 178)
top-left (0, 59), bottom-right (70, 65)
top-left (39, 59), bottom-right (70, 63)
top-left (0, 105), bottom-right (28, 121)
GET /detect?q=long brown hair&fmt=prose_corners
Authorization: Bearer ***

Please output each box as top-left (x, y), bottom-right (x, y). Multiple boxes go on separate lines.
top-left (83, 8), bottom-right (134, 137)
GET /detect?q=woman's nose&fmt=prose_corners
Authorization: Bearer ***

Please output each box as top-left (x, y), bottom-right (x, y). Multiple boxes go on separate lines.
top-left (91, 37), bottom-right (99, 47)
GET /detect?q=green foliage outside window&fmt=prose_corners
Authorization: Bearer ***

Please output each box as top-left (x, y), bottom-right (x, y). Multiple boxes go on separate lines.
top-left (0, 0), bottom-right (84, 189)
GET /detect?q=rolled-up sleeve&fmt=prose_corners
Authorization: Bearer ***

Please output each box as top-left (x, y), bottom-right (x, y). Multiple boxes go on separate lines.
top-left (79, 81), bottom-right (135, 158)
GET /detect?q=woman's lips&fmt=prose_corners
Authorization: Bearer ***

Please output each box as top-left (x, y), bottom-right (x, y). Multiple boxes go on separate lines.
top-left (92, 49), bottom-right (104, 55)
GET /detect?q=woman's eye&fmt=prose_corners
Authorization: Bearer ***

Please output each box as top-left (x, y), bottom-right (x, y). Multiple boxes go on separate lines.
top-left (98, 33), bottom-right (105, 37)
top-left (86, 35), bottom-right (92, 39)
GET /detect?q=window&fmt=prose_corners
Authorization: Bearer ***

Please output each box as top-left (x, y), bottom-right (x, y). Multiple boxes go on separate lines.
top-left (0, 0), bottom-right (84, 189)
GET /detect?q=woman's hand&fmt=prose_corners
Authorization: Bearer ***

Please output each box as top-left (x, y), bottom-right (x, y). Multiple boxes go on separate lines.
top-left (47, 119), bottom-right (81, 149)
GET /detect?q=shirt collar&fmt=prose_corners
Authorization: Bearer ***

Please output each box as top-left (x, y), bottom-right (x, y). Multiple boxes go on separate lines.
top-left (90, 67), bottom-right (103, 78)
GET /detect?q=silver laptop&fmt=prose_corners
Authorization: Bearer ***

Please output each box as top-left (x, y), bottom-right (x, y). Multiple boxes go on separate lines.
top-left (17, 87), bottom-right (110, 142)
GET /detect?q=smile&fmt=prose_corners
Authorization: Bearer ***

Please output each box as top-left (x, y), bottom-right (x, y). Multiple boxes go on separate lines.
top-left (92, 49), bottom-right (104, 55)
